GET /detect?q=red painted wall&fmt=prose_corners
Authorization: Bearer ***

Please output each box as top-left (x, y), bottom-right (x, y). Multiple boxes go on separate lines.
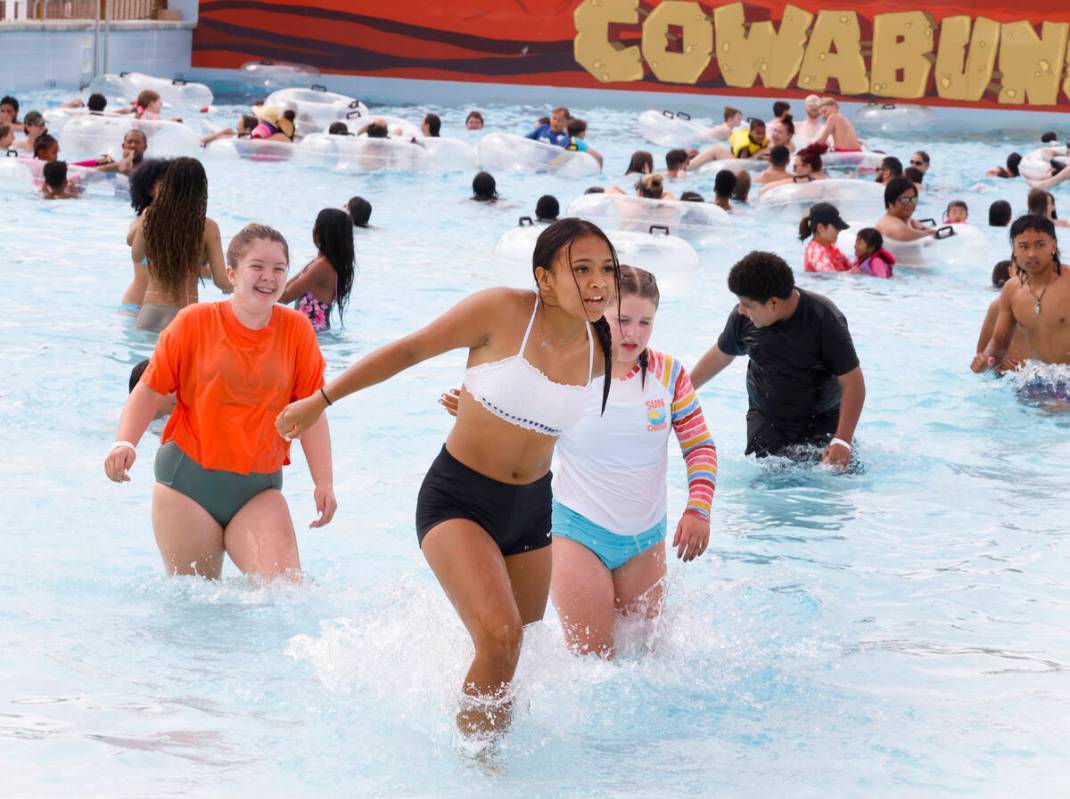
top-left (192, 1), bottom-right (1070, 111)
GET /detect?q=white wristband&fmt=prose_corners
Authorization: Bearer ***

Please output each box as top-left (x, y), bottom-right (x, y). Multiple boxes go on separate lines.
top-left (110, 441), bottom-right (136, 453)
top-left (830, 437), bottom-right (852, 451)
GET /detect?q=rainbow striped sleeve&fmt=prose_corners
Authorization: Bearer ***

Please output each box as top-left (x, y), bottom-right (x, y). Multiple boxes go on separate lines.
top-left (666, 354), bottom-right (718, 520)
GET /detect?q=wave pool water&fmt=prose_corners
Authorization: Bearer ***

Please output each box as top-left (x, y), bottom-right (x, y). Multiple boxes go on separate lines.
top-left (1, 89), bottom-right (1069, 797)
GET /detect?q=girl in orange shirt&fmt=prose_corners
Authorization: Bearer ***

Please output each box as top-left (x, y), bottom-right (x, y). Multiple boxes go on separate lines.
top-left (104, 224), bottom-right (336, 580)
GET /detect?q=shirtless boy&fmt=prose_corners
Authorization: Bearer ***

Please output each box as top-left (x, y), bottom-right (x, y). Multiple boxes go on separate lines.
top-left (972, 215), bottom-right (1070, 373)
top-left (812, 98), bottom-right (862, 152)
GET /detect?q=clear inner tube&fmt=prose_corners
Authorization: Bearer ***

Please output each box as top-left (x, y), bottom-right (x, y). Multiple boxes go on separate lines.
top-left (476, 133), bottom-right (600, 177)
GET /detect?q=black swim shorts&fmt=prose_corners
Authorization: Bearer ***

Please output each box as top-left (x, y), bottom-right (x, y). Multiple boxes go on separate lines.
top-left (415, 445), bottom-right (552, 557)
top-left (745, 407), bottom-right (840, 459)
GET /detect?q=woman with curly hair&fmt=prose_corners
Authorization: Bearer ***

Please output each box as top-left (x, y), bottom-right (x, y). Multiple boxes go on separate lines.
top-left (132, 157), bottom-right (229, 332)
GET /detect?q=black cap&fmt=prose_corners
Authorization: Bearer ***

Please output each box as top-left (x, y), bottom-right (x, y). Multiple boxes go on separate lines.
top-left (809, 202), bottom-right (849, 230)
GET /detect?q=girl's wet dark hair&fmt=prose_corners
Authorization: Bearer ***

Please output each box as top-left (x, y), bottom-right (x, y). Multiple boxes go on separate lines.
top-left (714, 169), bottom-right (736, 199)
top-left (1009, 214), bottom-right (1061, 274)
top-left (883, 176), bottom-right (915, 209)
top-left (472, 171), bottom-right (497, 201)
top-left (531, 218), bottom-right (620, 414)
top-left (129, 158), bottom-right (170, 215)
top-left (1005, 152), bottom-right (1022, 177)
top-left (423, 113), bottom-right (441, 137)
top-left (535, 194), bottom-right (559, 221)
top-left (129, 358), bottom-right (150, 393)
top-left (313, 208), bottom-right (356, 325)
top-left (618, 265), bottom-right (659, 387)
top-left (41, 159), bottom-right (67, 190)
top-left (625, 150), bottom-right (654, 175)
top-left (239, 113), bottom-right (258, 135)
top-left (856, 227), bottom-right (883, 255)
top-left (988, 199), bottom-right (1012, 226)
top-left (346, 195), bottom-right (372, 227)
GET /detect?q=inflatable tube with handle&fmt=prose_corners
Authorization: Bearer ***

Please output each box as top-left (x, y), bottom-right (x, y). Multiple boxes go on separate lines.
top-left (566, 193), bottom-right (730, 248)
top-left (492, 216), bottom-right (701, 294)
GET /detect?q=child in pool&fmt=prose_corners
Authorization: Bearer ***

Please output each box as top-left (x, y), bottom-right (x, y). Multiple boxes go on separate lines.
top-left (851, 228), bottom-right (895, 278)
top-left (945, 200), bottom-right (969, 224)
top-left (279, 208), bottom-right (355, 332)
top-left (799, 202), bottom-right (851, 273)
top-left (40, 160), bottom-right (81, 199)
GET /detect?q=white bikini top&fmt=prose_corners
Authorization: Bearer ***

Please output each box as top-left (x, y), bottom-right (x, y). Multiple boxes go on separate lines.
top-left (463, 296), bottom-right (594, 437)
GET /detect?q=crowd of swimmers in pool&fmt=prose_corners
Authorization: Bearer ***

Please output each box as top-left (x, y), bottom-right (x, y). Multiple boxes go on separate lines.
top-left (3, 85), bottom-right (1058, 746)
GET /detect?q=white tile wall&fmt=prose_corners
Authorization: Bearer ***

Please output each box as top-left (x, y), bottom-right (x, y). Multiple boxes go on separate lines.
top-left (0, 25), bottom-right (192, 90)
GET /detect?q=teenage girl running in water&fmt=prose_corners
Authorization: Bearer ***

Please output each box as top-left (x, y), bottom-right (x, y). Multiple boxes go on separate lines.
top-left (443, 266), bottom-right (717, 657)
top-left (275, 218), bottom-right (618, 740)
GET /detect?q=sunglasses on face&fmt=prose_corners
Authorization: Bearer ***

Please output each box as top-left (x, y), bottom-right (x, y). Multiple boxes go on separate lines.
top-left (897, 195), bottom-right (918, 205)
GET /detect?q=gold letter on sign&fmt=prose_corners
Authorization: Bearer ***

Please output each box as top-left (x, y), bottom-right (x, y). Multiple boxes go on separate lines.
top-left (641, 1), bottom-right (713, 84)
top-left (797, 10), bottom-right (869, 95)
top-left (870, 12), bottom-right (934, 98)
top-left (934, 16), bottom-right (1000, 102)
top-left (997, 20), bottom-right (1068, 105)
top-left (713, 2), bottom-right (813, 89)
top-left (574, 0), bottom-right (644, 83)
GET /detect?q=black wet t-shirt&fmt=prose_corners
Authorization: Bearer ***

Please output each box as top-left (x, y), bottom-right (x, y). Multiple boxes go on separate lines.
top-left (717, 289), bottom-right (859, 420)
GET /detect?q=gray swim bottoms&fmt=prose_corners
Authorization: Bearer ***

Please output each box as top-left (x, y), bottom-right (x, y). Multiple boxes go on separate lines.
top-left (154, 440), bottom-right (283, 527)
top-left (136, 303), bottom-right (179, 333)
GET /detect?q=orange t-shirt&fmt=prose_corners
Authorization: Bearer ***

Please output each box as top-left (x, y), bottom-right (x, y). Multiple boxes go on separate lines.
top-left (142, 301), bottom-right (326, 474)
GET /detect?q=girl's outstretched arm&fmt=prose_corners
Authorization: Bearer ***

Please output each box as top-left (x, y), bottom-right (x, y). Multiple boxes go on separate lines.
top-left (275, 287), bottom-right (512, 439)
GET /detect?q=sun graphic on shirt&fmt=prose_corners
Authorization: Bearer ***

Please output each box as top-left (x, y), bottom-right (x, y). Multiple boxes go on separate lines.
top-left (646, 406), bottom-right (666, 426)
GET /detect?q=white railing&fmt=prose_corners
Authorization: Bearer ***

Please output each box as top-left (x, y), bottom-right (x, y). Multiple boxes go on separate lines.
top-left (0, 0), bottom-right (32, 20)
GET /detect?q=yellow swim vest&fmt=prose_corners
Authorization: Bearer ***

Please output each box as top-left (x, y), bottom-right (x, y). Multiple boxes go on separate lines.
top-left (729, 128), bottom-right (766, 158)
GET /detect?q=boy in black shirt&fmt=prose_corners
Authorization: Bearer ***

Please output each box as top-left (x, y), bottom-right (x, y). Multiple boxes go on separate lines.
top-left (691, 251), bottom-right (865, 466)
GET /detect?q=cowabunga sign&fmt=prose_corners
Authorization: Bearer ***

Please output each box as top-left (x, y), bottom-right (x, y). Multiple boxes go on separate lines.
top-left (193, 0), bottom-right (1070, 112)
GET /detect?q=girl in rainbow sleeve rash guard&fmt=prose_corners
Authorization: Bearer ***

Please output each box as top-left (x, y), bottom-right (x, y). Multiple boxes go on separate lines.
top-left (551, 266), bottom-right (717, 657)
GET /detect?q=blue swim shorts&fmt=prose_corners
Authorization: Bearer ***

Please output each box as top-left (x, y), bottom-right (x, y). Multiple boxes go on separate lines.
top-left (551, 500), bottom-right (665, 571)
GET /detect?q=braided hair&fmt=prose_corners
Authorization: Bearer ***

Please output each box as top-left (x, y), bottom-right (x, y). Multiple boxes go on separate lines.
top-left (531, 218), bottom-right (620, 414)
top-left (142, 157), bottom-right (207, 294)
